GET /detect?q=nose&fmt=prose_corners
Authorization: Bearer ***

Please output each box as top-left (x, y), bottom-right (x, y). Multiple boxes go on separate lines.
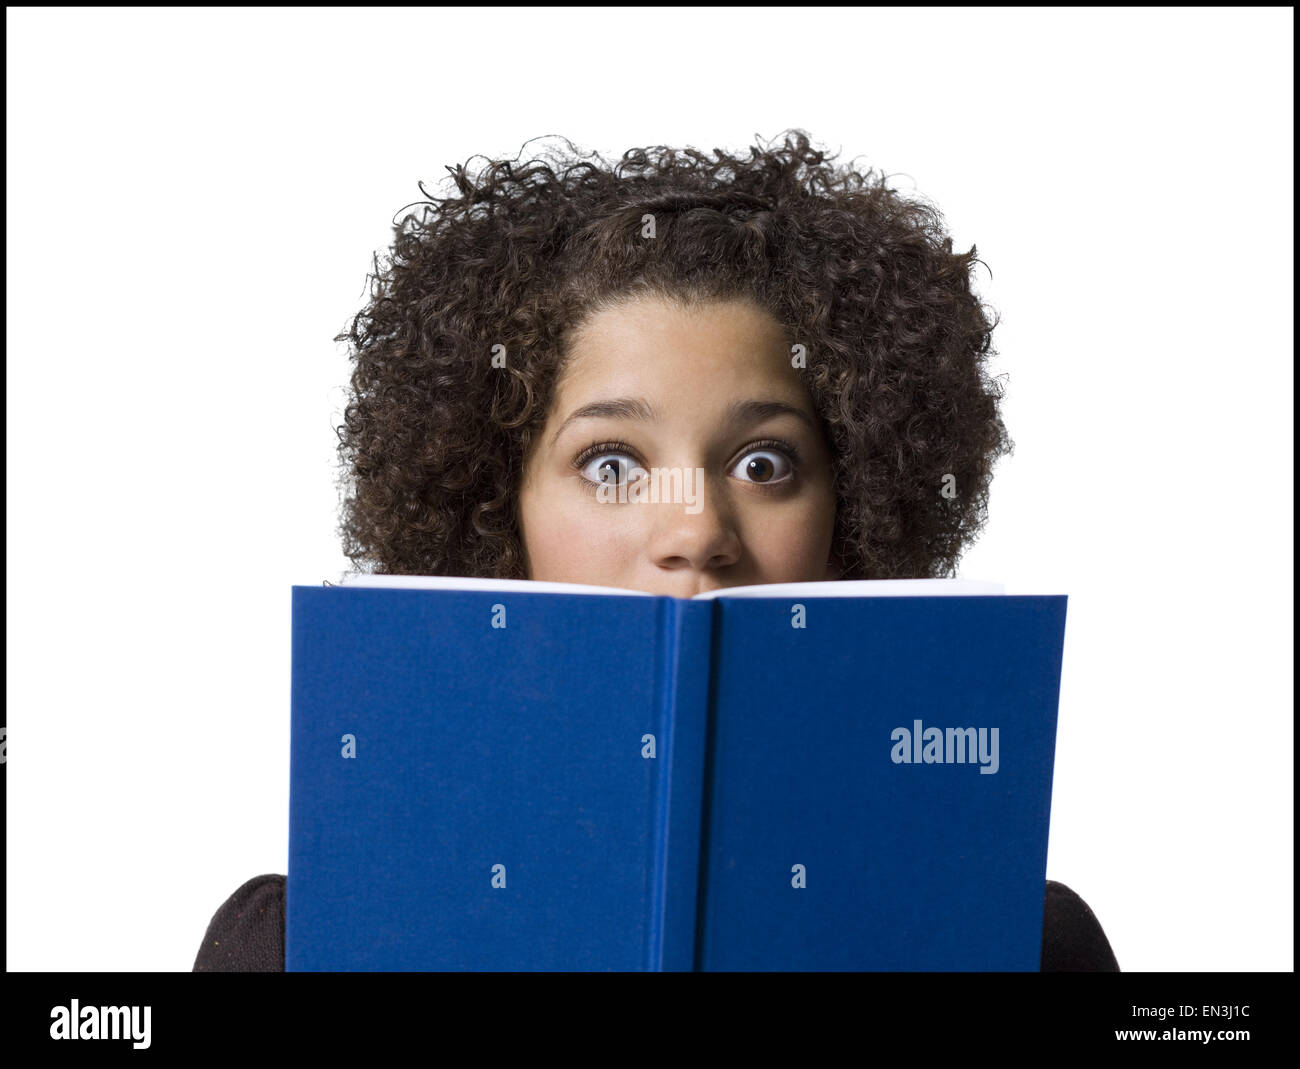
top-left (645, 471), bottom-right (741, 575)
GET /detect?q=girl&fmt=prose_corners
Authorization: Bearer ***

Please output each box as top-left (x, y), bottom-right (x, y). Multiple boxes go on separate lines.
top-left (194, 131), bottom-right (1117, 971)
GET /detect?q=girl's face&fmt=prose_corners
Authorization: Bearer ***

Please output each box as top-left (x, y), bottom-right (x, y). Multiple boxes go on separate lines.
top-left (519, 294), bottom-right (838, 597)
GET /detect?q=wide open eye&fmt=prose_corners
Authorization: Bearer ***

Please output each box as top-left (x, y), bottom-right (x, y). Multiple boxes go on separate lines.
top-left (730, 448), bottom-right (793, 484)
top-left (581, 452), bottom-right (638, 488)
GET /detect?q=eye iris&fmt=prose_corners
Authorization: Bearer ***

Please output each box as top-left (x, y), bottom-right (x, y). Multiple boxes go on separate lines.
top-left (597, 459), bottom-right (620, 484)
top-left (747, 456), bottom-right (774, 482)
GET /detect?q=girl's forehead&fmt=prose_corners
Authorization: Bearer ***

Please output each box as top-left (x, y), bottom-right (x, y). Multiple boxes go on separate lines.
top-left (576, 291), bottom-right (783, 339)
top-left (560, 294), bottom-right (800, 390)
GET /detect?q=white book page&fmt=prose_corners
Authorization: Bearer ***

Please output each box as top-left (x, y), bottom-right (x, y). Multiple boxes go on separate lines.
top-left (330, 575), bottom-right (1002, 597)
top-left (691, 578), bottom-right (1004, 599)
top-left (333, 574), bottom-right (653, 596)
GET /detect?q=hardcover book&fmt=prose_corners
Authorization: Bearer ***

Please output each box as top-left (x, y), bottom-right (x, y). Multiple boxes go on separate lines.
top-left (286, 576), bottom-right (1067, 971)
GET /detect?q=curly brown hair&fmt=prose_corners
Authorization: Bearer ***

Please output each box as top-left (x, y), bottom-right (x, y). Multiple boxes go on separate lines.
top-left (333, 131), bottom-right (1012, 581)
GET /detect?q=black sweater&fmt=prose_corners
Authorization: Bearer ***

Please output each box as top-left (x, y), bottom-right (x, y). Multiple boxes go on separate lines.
top-left (193, 875), bottom-right (1118, 971)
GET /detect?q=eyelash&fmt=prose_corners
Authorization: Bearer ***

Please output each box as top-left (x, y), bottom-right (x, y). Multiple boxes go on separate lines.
top-left (571, 438), bottom-right (803, 494)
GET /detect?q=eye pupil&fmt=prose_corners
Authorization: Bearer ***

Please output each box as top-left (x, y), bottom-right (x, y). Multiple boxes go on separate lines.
top-left (747, 456), bottom-right (774, 482)
top-left (598, 460), bottom-right (620, 484)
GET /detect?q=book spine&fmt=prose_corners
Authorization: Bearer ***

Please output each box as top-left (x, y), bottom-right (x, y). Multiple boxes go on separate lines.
top-left (648, 598), bottom-right (714, 970)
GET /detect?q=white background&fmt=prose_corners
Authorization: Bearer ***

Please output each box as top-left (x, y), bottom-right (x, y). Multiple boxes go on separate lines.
top-left (7, 8), bottom-right (1292, 971)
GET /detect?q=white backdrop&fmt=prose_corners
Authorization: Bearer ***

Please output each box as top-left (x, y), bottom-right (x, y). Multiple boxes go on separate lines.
top-left (7, 7), bottom-right (1292, 971)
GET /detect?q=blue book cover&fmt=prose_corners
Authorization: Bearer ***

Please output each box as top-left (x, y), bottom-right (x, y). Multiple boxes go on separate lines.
top-left (286, 578), bottom-right (1066, 971)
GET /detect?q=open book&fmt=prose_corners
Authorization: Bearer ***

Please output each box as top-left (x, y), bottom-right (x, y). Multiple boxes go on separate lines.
top-left (287, 577), bottom-right (1066, 970)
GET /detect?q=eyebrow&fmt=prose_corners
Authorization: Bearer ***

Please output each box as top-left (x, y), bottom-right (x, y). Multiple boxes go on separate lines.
top-left (549, 396), bottom-right (815, 447)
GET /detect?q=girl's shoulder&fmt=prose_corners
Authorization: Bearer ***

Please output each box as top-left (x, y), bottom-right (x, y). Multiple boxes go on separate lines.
top-left (193, 873), bottom-right (285, 972)
top-left (1043, 879), bottom-right (1120, 971)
